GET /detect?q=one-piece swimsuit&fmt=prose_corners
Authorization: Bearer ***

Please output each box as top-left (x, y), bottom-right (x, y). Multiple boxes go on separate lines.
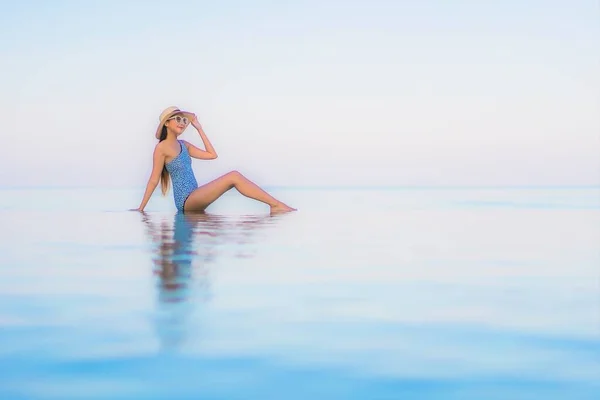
top-left (165, 140), bottom-right (198, 212)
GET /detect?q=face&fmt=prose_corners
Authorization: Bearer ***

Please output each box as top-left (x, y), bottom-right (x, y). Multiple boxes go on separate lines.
top-left (165, 114), bottom-right (188, 135)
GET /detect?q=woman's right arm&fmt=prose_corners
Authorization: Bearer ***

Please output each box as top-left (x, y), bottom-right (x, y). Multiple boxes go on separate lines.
top-left (133, 144), bottom-right (165, 212)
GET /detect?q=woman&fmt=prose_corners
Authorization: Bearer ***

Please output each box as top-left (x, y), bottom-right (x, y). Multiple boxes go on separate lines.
top-left (132, 106), bottom-right (296, 214)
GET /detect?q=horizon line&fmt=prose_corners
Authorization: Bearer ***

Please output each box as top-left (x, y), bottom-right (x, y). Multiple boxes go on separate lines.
top-left (0, 184), bottom-right (599, 190)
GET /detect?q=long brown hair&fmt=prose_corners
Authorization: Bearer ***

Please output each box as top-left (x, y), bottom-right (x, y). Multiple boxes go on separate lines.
top-left (158, 125), bottom-right (170, 195)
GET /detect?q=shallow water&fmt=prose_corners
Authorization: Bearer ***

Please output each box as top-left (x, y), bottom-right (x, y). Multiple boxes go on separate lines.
top-left (0, 187), bottom-right (599, 399)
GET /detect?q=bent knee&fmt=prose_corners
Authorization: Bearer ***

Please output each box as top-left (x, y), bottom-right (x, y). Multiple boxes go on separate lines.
top-left (226, 170), bottom-right (243, 181)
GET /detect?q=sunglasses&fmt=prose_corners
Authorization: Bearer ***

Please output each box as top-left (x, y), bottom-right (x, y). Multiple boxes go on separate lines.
top-left (168, 115), bottom-right (189, 125)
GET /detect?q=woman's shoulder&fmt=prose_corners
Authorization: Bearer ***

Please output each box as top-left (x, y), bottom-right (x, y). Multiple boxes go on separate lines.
top-left (153, 140), bottom-right (170, 156)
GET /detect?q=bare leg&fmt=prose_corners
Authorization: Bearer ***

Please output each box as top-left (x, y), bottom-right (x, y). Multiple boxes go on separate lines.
top-left (183, 170), bottom-right (296, 213)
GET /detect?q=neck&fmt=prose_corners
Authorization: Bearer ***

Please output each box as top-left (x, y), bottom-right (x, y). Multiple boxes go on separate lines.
top-left (165, 130), bottom-right (179, 141)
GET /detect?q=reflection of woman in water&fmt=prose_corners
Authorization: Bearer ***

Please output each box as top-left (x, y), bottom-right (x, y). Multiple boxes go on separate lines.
top-left (141, 211), bottom-right (274, 350)
top-left (142, 212), bottom-right (216, 304)
top-left (141, 212), bottom-right (217, 349)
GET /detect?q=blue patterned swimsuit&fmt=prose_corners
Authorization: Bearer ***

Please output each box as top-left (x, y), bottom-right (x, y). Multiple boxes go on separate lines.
top-left (165, 140), bottom-right (198, 212)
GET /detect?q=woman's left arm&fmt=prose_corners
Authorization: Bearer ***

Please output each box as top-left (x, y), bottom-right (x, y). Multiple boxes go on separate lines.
top-left (185, 114), bottom-right (218, 160)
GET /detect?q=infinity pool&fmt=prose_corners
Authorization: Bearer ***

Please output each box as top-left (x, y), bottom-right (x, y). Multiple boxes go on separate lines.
top-left (0, 187), bottom-right (598, 399)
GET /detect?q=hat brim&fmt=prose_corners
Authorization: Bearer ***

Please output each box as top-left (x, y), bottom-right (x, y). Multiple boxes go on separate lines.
top-left (154, 110), bottom-right (195, 139)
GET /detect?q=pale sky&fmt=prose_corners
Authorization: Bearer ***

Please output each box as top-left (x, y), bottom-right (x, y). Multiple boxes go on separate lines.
top-left (1, 0), bottom-right (598, 188)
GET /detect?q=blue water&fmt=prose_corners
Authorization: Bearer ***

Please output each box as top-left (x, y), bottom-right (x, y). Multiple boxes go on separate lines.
top-left (0, 187), bottom-right (599, 399)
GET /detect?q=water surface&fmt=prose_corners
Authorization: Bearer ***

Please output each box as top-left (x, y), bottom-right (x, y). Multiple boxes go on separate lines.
top-left (0, 187), bottom-right (598, 399)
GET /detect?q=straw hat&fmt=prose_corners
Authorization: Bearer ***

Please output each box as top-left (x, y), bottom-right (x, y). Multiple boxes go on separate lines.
top-left (155, 106), bottom-right (195, 139)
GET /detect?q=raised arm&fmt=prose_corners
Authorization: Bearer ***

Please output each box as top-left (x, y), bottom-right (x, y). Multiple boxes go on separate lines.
top-left (185, 114), bottom-right (218, 160)
top-left (133, 144), bottom-right (166, 211)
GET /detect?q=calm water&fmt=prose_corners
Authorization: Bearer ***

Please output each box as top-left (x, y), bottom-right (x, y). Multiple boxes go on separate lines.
top-left (0, 187), bottom-right (598, 399)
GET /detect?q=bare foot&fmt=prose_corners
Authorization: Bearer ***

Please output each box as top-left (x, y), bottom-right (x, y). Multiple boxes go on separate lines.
top-left (270, 202), bottom-right (297, 214)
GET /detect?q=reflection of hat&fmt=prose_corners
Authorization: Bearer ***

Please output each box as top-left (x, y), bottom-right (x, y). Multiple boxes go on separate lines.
top-left (154, 106), bottom-right (195, 139)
